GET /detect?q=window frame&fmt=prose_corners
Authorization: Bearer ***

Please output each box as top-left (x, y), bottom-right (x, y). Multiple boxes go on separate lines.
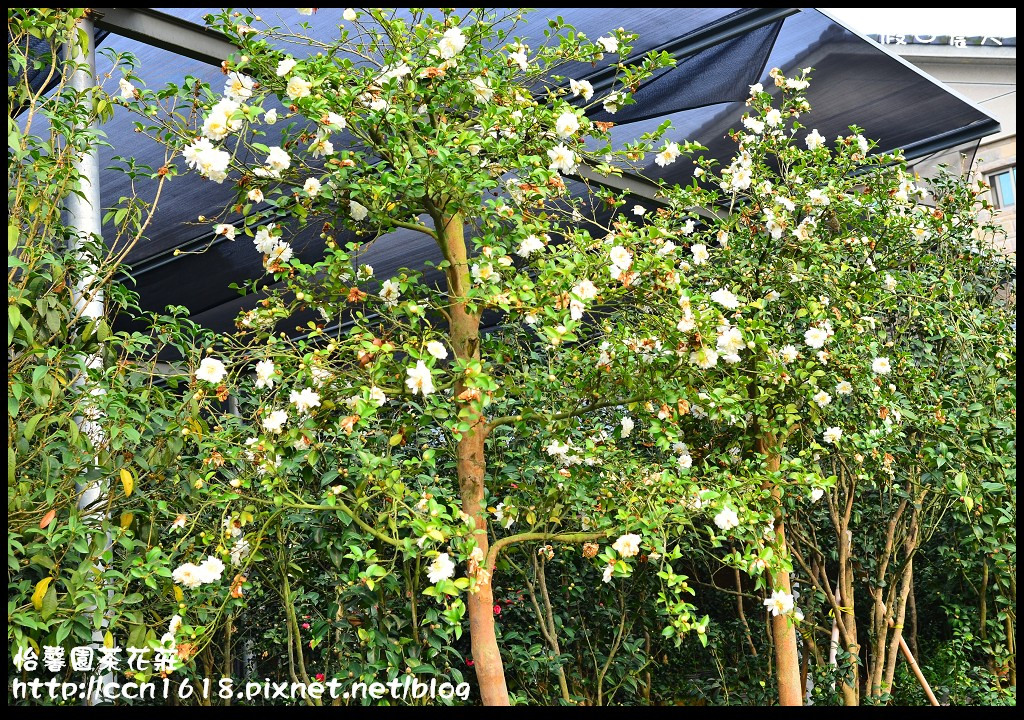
top-left (987, 166), bottom-right (1016, 209)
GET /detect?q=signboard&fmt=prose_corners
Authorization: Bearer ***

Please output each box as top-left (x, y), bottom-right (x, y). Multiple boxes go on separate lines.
top-left (867, 34), bottom-right (1016, 47)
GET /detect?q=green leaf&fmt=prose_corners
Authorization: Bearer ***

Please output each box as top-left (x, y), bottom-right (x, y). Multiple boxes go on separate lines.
top-left (41, 584), bottom-right (58, 620)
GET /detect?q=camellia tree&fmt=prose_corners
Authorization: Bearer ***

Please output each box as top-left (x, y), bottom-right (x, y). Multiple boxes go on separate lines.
top-left (108, 6), bottom-right (1015, 706)
top-left (126, 7), bottom-right (715, 705)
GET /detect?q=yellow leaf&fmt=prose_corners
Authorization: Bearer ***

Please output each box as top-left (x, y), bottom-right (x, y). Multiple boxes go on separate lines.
top-left (120, 468), bottom-right (134, 498)
top-left (120, 512), bottom-right (134, 530)
top-left (31, 577), bottom-right (52, 611)
top-left (104, 631), bottom-right (114, 648)
top-left (173, 586), bottom-right (184, 603)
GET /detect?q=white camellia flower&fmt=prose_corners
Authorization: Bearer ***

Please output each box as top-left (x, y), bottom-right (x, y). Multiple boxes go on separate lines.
top-left (296, 8), bottom-right (314, 15)
top-left (547, 143), bottom-right (578, 174)
top-left (230, 538), bottom-right (251, 566)
top-left (118, 77), bottom-right (136, 99)
top-left (183, 137), bottom-right (214, 168)
top-left (494, 502), bottom-right (515, 529)
top-left (303, 177), bottom-right (322, 197)
top-left (569, 78), bottom-right (594, 101)
top-left (508, 47), bottom-right (529, 71)
top-left (554, 110), bottom-right (580, 138)
top-left (517, 234), bottom-right (545, 257)
top-left (380, 278), bottom-right (401, 307)
top-left (350, 201), bottom-right (368, 221)
top-left (324, 112), bottom-right (347, 131)
top-left (805, 129), bottom-right (826, 150)
top-left (276, 57), bottom-right (297, 76)
top-left (266, 146), bottom-right (291, 173)
top-left (267, 242), bottom-right (293, 266)
top-left (196, 357), bottom-right (227, 384)
top-left (197, 556), bottom-right (225, 583)
top-left (764, 108), bottom-right (783, 127)
top-left (597, 35), bottom-right (619, 53)
top-left (263, 108), bottom-right (278, 125)
top-left (468, 76), bottom-right (493, 103)
top-left (406, 360), bottom-right (435, 396)
top-left (742, 116), bottom-right (765, 135)
top-left (254, 359), bottom-right (276, 389)
top-left (262, 409), bottom-right (288, 434)
top-left (763, 589), bottom-right (795, 616)
top-left (427, 553), bottom-right (456, 584)
top-left (289, 387), bottom-right (321, 414)
top-left (286, 75), bottom-right (312, 100)
top-left (368, 386), bottom-right (387, 407)
top-left (609, 245), bottom-right (632, 271)
top-left (224, 71), bottom-right (254, 101)
top-left (711, 288), bottom-right (740, 310)
top-left (749, 82), bottom-right (764, 95)
top-left (197, 145), bottom-right (230, 182)
top-left (690, 347), bottom-right (719, 370)
top-left (714, 506), bottom-right (740, 531)
top-left (343, 8), bottom-right (357, 21)
top-left (804, 327), bottom-right (828, 349)
top-left (253, 225), bottom-right (279, 254)
top-left (872, 357), bottom-right (892, 375)
top-left (426, 341), bottom-right (448, 360)
top-left (172, 563), bottom-right (204, 589)
top-left (572, 279), bottom-right (598, 302)
top-left (823, 426), bottom-right (842, 444)
top-left (437, 27), bottom-right (467, 59)
top-left (731, 167), bottom-right (752, 190)
top-left (836, 380), bottom-right (853, 395)
top-left (378, 63), bottom-right (412, 83)
top-left (807, 188), bottom-right (829, 206)
top-left (632, 204), bottom-right (647, 217)
top-left (612, 533), bottom-right (641, 558)
top-left (247, 188), bottom-right (264, 203)
top-left (202, 98), bottom-right (242, 141)
top-left (602, 92), bottom-right (620, 114)
top-left (655, 141), bottom-right (681, 167)
top-left (691, 243), bottom-right (710, 265)
top-left (214, 224), bottom-right (236, 241)
top-left (810, 488), bottom-right (824, 502)
top-left (602, 564), bottom-right (615, 583)
top-left (813, 390), bottom-right (832, 407)
top-left (620, 416), bottom-right (634, 438)
top-left (717, 326), bottom-right (744, 355)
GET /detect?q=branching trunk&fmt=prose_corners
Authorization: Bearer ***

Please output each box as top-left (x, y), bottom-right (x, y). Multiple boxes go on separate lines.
top-left (758, 433), bottom-right (802, 706)
top-left (524, 553), bottom-right (571, 703)
top-left (441, 212), bottom-right (510, 705)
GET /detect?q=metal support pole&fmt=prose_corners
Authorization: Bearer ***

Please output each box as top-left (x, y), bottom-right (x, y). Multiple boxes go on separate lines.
top-left (65, 15), bottom-right (112, 704)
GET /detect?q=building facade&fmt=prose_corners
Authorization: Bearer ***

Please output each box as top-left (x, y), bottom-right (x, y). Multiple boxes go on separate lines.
top-left (870, 34), bottom-right (1016, 254)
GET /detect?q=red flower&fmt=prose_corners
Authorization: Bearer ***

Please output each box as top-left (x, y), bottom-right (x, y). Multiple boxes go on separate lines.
top-left (315, 673), bottom-right (325, 682)
top-left (301, 622), bottom-right (310, 629)
top-left (466, 659), bottom-right (475, 667)
top-left (493, 604), bottom-right (502, 615)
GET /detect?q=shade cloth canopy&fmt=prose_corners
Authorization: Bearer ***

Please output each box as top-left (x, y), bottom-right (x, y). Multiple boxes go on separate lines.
top-left (21, 8), bottom-right (998, 335)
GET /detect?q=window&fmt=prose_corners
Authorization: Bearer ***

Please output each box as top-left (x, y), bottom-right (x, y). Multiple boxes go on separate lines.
top-left (988, 167), bottom-right (1015, 209)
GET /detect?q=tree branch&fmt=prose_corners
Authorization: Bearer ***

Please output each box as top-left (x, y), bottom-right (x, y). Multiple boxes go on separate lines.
top-left (486, 530), bottom-right (611, 572)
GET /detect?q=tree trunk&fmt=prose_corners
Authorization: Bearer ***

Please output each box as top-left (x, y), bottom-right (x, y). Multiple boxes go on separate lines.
top-left (758, 435), bottom-right (803, 706)
top-left (907, 573), bottom-right (919, 660)
top-left (442, 213), bottom-right (510, 705)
